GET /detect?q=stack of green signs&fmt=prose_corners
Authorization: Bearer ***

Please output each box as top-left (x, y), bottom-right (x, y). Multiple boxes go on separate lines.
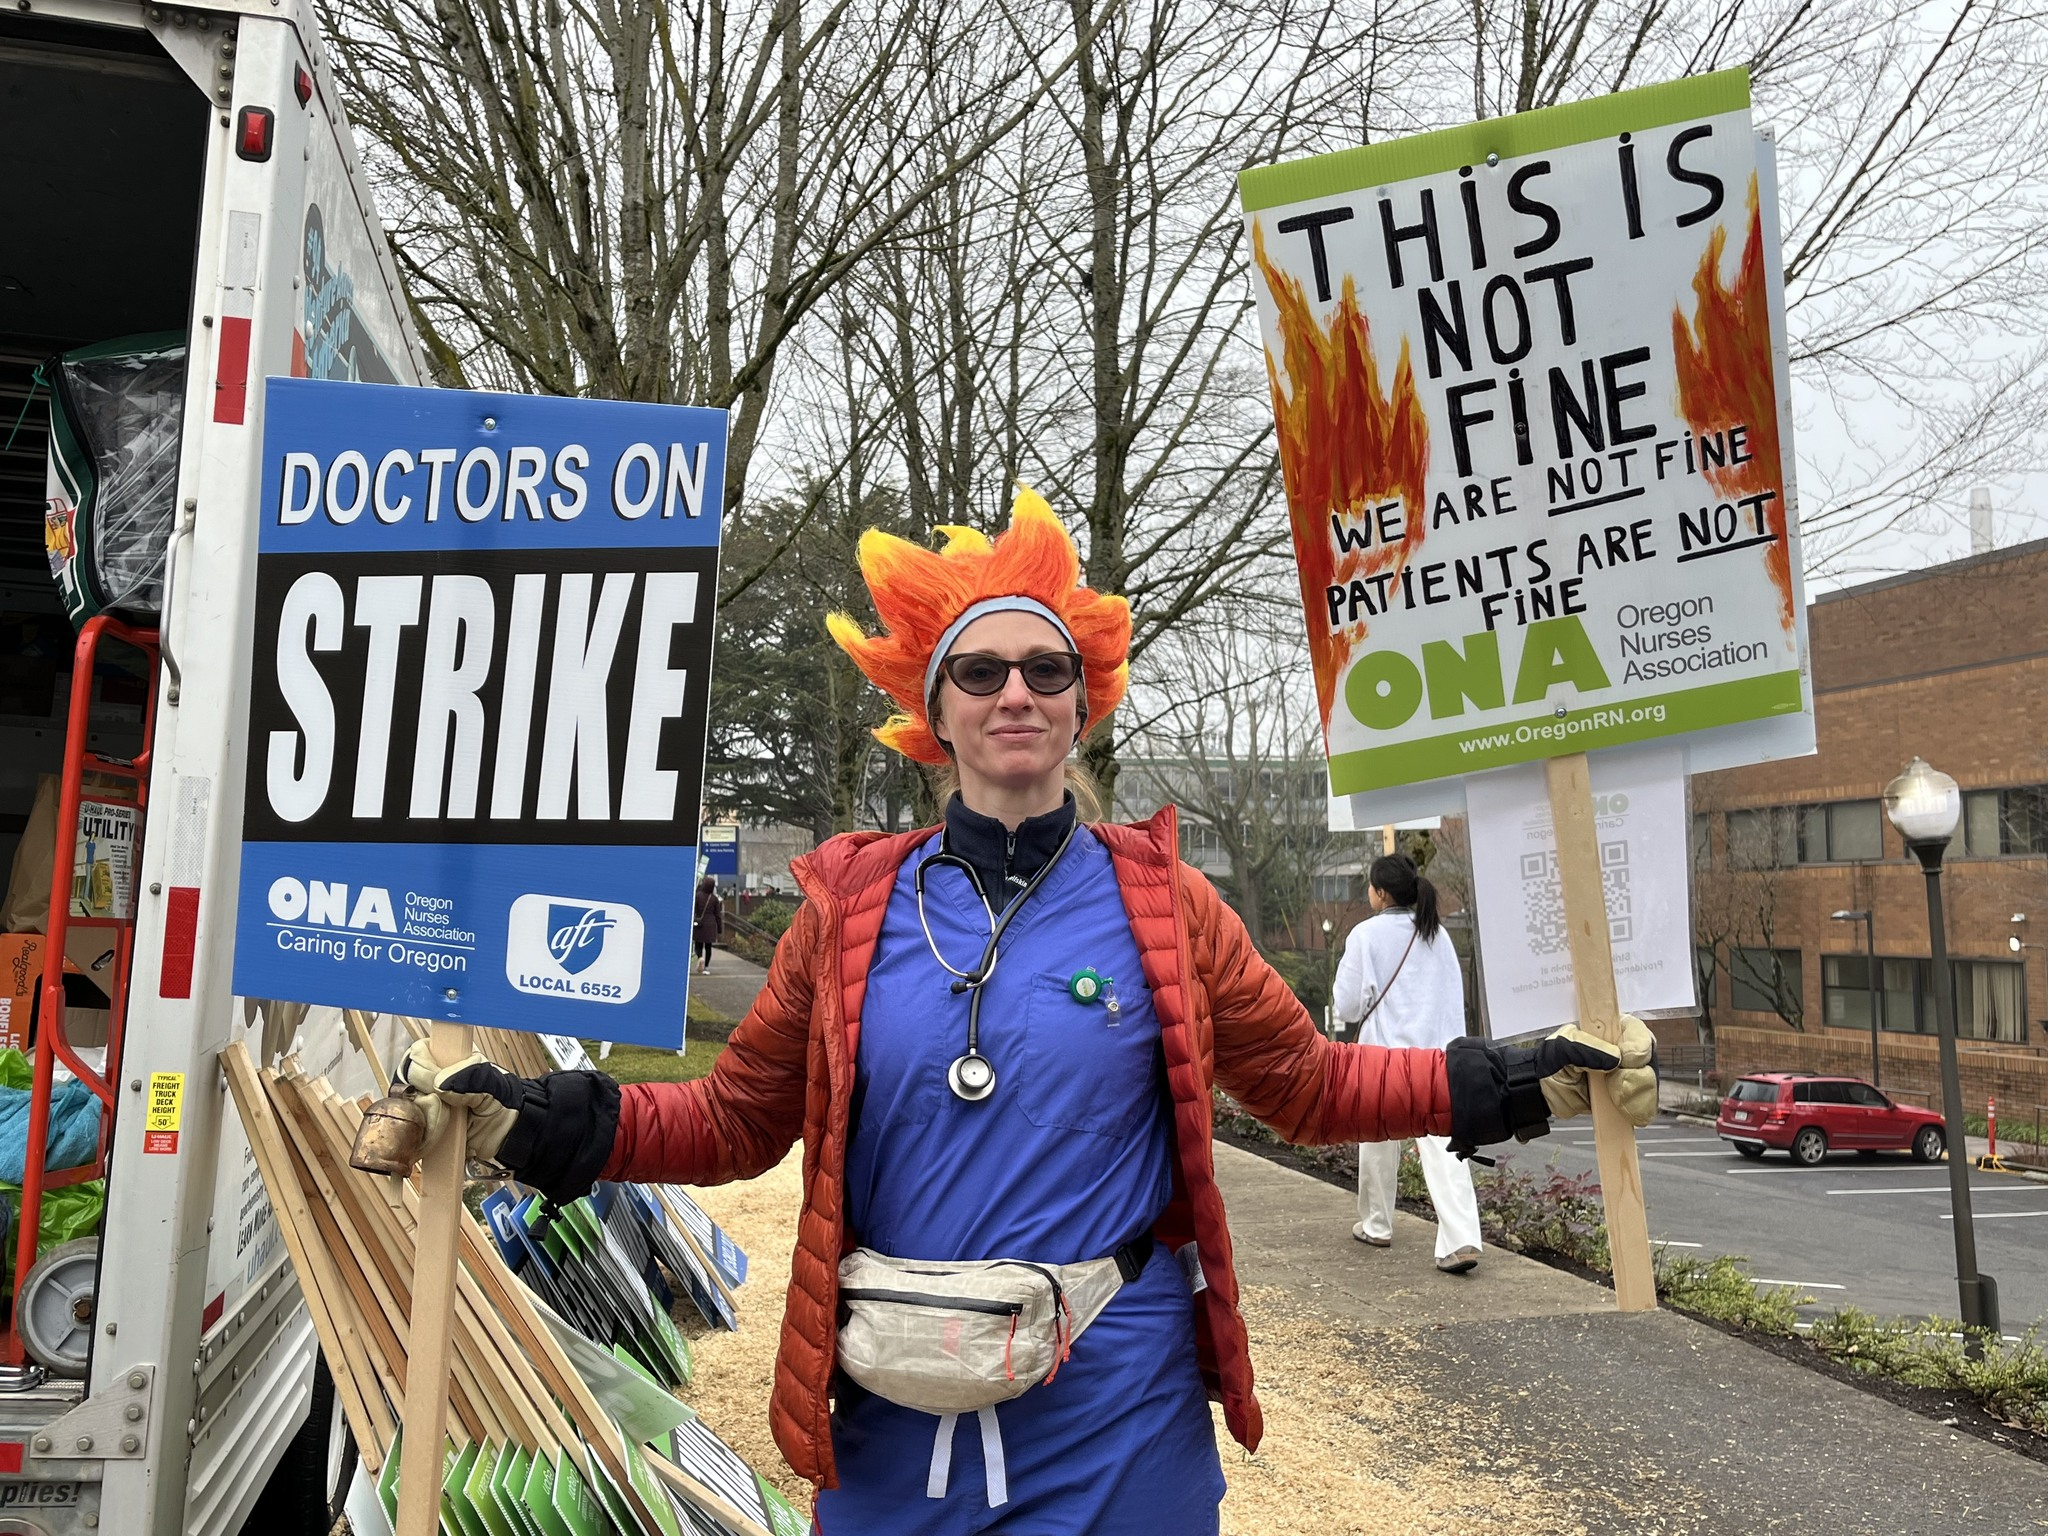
top-left (375, 1411), bottom-right (811, 1536)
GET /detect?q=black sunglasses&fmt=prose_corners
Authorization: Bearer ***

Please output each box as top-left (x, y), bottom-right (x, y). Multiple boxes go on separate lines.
top-left (939, 650), bottom-right (1083, 697)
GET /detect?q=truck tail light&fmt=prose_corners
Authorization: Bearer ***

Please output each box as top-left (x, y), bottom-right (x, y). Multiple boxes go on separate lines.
top-left (294, 64), bottom-right (313, 106)
top-left (237, 106), bottom-right (275, 162)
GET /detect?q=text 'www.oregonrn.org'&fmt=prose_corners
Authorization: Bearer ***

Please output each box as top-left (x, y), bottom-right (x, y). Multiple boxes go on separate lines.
top-left (1454, 702), bottom-right (1671, 755)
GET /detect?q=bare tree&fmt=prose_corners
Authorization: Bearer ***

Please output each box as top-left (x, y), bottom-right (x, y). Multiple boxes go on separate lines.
top-left (790, 0), bottom-right (1461, 803)
top-left (1121, 601), bottom-right (1370, 944)
top-left (1451, 1), bottom-right (2048, 577)
top-left (322, 0), bottom-right (2048, 831)
top-left (320, 0), bottom-right (1105, 524)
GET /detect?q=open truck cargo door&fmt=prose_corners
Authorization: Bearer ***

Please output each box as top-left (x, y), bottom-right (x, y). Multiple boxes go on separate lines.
top-left (0, 3), bottom-right (427, 1531)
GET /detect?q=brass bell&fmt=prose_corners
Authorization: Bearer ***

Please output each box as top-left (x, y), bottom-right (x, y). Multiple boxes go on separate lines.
top-left (349, 1092), bottom-right (429, 1175)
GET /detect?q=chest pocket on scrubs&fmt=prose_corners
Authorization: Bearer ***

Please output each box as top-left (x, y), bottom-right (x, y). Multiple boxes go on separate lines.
top-left (1013, 971), bottom-right (1160, 1137)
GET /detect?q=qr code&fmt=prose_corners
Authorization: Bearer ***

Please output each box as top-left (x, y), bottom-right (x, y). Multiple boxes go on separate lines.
top-left (1520, 841), bottom-right (1631, 955)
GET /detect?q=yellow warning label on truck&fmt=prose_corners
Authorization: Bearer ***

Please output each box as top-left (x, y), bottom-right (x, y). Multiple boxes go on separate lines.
top-left (144, 1071), bottom-right (184, 1153)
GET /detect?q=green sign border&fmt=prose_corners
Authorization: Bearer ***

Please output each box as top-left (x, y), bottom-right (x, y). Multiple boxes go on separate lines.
top-left (1240, 68), bottom-right (1748, 212)
top-left (1326, 669), bottom-right (1802, 796)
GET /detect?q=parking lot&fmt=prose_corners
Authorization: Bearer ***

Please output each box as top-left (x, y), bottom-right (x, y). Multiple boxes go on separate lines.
top-left (1496, 1117), bottom-right (2048, 1334)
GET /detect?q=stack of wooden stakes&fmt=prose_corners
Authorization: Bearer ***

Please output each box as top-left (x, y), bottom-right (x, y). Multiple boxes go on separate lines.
top-left (220, 1041), bottom-right (772, 1536)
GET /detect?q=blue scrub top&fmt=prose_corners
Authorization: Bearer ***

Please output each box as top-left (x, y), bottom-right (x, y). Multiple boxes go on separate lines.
top-left (821, 827), bottom-right (1226, 1535)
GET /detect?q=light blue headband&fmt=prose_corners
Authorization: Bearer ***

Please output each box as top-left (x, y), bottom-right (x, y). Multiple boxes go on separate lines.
top-left (923, 595), bottom-right (1080, 708)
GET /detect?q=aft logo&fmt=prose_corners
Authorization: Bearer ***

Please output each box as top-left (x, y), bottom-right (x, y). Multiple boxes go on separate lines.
top-left (506, 894), bottom-right (644, 1004)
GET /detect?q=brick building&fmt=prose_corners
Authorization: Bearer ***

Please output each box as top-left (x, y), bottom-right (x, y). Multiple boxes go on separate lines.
top-left (1691, 537), bottom-right (2048, 1123)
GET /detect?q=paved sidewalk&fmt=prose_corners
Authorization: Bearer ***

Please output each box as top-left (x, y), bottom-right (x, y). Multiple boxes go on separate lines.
top-left (688, 949), bottom-right (769, 1026)
top-left (1216, 1140), bottom-right (2048, 1535)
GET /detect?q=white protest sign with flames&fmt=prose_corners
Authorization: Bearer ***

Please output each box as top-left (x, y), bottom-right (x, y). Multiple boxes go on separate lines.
top-left (1241, 69), bottom-right (1813, 819)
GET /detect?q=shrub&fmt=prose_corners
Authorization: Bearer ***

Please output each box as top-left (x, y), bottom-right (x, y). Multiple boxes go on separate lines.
top-left (748, 901), bottom-right (798, 939)
top-left (1210, 1090), bottom-right (1357, 1181)
top-left (1472, 1161), bottom-right (1610, 1271)
top-left (1966, 1112), bottom-right (2044, 1147)
top-left (1655, 1253), bottom-right (1808, 1334)
top-left (1809, 1310), bottom-right (2048, 1433)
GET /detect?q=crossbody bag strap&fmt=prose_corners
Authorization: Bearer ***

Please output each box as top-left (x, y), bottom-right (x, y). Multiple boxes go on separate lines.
top-left (1360, 925), bottom-right (1420, 1023)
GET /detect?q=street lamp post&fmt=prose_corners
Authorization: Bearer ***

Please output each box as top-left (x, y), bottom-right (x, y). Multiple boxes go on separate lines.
top-left (1830, 909), bottom-right (1880, 1085)
top-left (1882, 757), bottom-right (1999, 1344)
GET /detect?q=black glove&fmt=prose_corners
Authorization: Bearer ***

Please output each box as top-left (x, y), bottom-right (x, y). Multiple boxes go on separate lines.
top-left (1443, 1028), bottom-right (1629, 1160)
top-left (400, 1040), bottom-right (621, 1204)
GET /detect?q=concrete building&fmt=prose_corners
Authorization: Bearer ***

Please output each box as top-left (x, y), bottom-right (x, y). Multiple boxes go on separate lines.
top-left (1692, 536), bottom-right (2048, 1122)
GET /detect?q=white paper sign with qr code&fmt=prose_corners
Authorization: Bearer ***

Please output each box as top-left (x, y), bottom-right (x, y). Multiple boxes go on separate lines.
top-left (1466, 744), bottom-right (1693, 1031)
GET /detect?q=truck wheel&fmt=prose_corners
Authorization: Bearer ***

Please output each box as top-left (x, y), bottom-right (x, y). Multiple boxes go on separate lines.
top-left (1733, 1142), bottom-right (1765, 1159)
top-left (240, 1357), bottom-right (356, 1535)
top-left (1791, 1127), bottom-right (1828, 1166)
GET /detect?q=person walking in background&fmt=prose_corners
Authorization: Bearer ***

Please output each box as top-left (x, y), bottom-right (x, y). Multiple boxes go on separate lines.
top-left (693, 874), bottom-right (722, 973)
top-left (1334, 854), bottom-right (1485, 1273)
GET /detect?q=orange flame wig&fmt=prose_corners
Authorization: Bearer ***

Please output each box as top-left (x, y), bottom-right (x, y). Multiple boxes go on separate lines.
top-left (826, 488), bottom-right (1131, 765)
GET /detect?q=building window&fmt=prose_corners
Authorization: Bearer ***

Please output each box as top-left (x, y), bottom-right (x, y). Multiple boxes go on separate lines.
top-left (1729, 946), bottom-right (1802, 1022)
top-left (1726, 808), bottom-right (1796, 869)
top-left (1799, 800), bottom-right (1882, 862)
top-left (1728, 802), bottom-right (1882, 866)
top-left (1955, 959), bottom-right (2026, 1043)
top-left (1874, 957), bottom-right (2026, 1043)
top-left (1311, 874), bottom-right (1356, 903)
top-left (1960, 787), bottom-right (2048, 857)
top-left (1821, 953), bottom-right (1879, 1031)
top-left (1879, 957), bottom-right (1920, 1035)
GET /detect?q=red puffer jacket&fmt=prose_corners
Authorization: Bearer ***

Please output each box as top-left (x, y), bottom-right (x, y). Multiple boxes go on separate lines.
top-left (599, 807), bottom-right (1452, 1490)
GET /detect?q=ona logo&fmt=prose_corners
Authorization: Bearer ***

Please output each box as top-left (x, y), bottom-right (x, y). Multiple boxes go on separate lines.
top-left (267, 875), bottom-right (396, 932)
top-left (547, 905), bottom-right (616, 974)
top-left (507, 894), bottom-right (644, 1004)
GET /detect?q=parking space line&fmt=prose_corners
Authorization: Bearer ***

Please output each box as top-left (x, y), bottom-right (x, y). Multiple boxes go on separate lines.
top-left (1571, 1137), bottom-right (1725, 1146)
top-left (1827, 1185), bottom-right (2045, 1196)
top-left (1753, 1279), bottom-right (1848, 1290)
top-left (1655, 1240), bottom-right (1704, 1248)
top-left (1640, 1151), bottom-right (1740, 1157)
top-left (1941, 1210), bottom-right (2048, 1220)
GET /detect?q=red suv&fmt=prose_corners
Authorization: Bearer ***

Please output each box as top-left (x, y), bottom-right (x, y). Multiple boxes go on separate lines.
top-left (1717, 1073), bottom-right (1947, 1166)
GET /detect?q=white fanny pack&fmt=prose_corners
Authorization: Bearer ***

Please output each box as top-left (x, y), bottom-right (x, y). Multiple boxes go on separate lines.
top-left (834, 1235), bottom-right (1156, 1507)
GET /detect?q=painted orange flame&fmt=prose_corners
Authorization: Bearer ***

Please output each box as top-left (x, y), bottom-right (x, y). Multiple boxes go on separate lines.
top-left (1253, 220), bottom-right (1430, 732)
top-left (1672, 175), bottom-right (1793, 630)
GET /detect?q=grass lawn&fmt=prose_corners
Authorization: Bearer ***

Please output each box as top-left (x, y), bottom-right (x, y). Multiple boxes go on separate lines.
top-left (582, 996), bottom-right (731, 1085)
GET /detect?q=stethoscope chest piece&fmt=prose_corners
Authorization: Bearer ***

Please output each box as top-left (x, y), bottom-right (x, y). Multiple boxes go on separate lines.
top-left (948, 1050), bottom-right (997, 1102)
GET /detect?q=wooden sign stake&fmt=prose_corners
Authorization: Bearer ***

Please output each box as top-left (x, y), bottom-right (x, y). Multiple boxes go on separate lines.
top-left (1543, 751), bottom-right (1657, 1312)
top-left (396, 1020), bottom-right (473, 1536)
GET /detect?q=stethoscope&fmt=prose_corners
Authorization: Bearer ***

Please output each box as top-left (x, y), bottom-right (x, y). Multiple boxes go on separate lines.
top-left (914, 817), bottom-right (1080, 1102)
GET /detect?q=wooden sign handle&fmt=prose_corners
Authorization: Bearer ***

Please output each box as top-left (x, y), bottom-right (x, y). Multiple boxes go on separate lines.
top-left (396, 1019), bottom-right (473, 1535)
top-left (1543, 752), bottom-right (1657, 1312)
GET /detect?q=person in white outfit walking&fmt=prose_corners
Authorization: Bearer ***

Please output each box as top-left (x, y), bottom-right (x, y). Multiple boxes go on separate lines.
top-left (1333, 853), bottom-right (1485, 1274)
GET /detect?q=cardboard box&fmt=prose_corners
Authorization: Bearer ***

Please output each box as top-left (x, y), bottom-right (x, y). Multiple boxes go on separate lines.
top-left (0, 934), bottom-right (110, 1052)
top-left (0, 933), bottom-right (41, 1053)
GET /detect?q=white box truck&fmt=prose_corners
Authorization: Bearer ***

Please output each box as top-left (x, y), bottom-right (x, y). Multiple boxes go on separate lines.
top-left (2, 1), bottom-right (431, 1529)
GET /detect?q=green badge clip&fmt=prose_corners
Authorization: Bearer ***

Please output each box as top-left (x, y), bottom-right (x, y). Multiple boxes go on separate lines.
top-left (1069, 968), bottom-right (1105, 1003)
